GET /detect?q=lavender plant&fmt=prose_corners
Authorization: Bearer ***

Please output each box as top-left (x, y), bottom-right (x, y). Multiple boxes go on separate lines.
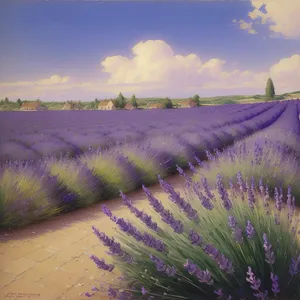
top-left (87, 172), bottom-right (300, 299)
top-left (193, 138), bottom-right (300, 206)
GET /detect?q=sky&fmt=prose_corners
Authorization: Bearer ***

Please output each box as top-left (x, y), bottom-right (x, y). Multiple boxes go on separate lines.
top-left (0, 0), bottom-right (299, 101)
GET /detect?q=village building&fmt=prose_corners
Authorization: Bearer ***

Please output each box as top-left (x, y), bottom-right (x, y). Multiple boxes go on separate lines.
top-left (124, 103), bottom-right (137, 110)
top-left (19, 101), bottom-right (42, 111)
top-left (146, 103), bottom-right (164, 109)
top-left (62, 101), bottom-right (82, 110)
top-left (98, 100), bottom-right (116, 110)
top-left (178, 98), bottom-right (197, 108)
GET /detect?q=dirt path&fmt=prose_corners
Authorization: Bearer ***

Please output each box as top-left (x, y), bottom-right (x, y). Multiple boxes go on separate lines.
top-left (0, 174), bottom-right (187, 300)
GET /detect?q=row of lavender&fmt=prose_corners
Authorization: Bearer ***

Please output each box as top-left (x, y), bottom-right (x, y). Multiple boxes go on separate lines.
top-left (192, 99), bottom-right (300, 205)
top-left (0, 102), bottom-right (277, 162)
top-left (0, 101), bottom-right (291, 228)
top-left (86, 101), bottom-right (300, 299)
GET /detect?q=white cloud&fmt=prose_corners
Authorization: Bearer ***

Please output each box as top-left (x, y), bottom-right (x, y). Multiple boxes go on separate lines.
top-left (236, 0), bottom-right (300, 39)
top-left (237, 20), bottom-right (257, 35)
top-left (0, 41), bottom-right (299, 100)
top-left (0, 75), bottom-right (70, 87)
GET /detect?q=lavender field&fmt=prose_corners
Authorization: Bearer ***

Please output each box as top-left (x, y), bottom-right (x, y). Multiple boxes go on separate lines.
top-left (0, 100), bottom-right (300, 229)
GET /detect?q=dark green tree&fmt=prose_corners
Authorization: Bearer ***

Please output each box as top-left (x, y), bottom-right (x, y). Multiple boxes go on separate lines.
top-left (16, 98), bottom-right (22, 108)
top-left (163, 97), bottom-right (173, 109)
top-left (116, 92), bottom-right (126, 108)
top-left (192, 94), bottom-right (201, 106)
top-left (130, 94), bottom-right (138, 108)
top-left (265, 77), bottom-right (275, 100)
top-left (4, 97), bottom-right (9, 104)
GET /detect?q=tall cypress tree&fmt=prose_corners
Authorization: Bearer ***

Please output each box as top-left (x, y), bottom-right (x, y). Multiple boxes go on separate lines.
top-left (130, 94), bottom-right (138, 108)
top-left (265, 78), bottom-right (275, 100)
top-left (116, 92), bottom-right (126, 108)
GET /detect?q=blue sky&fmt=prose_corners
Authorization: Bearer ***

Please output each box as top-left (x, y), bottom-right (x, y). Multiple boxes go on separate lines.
top-left (0, 0), bottom-right (299, 101)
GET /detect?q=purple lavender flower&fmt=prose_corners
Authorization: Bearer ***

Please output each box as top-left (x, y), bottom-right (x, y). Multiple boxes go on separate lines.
top-left (150, 254), bottom-right (176, 277)
top-left (143, 186), bottom-right (185, 234)
top-left (246, 267), bottom-right (268, 299)
top-left (228, 216), bottom-right (237, 229)
top-left (92, 226), bottom-right (124, 256)
top-left (263, 233), bottom-right (275, 265)
top-left (102, 205), bottom-right (166, 252)
top-left (237, 171), bottom-right (247, 194)
top-left (259, 177), bottom-right (264, 195)
top-left (194, 155), bottom-right (205, 167)
top-left (246, 221), bottom-right (256, 239)
top-left (141, 286), bottom-right (148, 295)
top-left (201, 176), bottom-right (215, 200)
top-left (203, 244), bottom-right (234, 274)
top-left (120, 191), bottom-right (158, 232)
top-left (270, 272), bottom-right (280, 295)
top-left (287, 186), bottom-right (295, 222)
top-left (102, 204), bottom-right (113, 218)
top-left (274, 187), bottom-right (282, 211)
top-left (206, 150), bottom-right (215, 161)
top-left (165, 265), bottom-right (177, 277)
top-left (214, 289), bottom-right (224, 298)
top-left (107, 287), bottom-right (118, 298)
top-left (142, 233), bottom-right (165, 252)
top-left (158, 176), bottom-right (199, 221)
top-left (188, 162), bottom-right (197, 174)
top-left (176, 165), bottom-right (192, 186)
top-left (289, 255), bottom-right (300, 275)
top-left (142, 185), bottom-right (164, 213)
top-left (216, 174), bottom-right (232, 210)
top-left (189, 229), bottom-right (203, 246)
top-left (263, 185), bottom-right (270, 214)
top-left (84, 292), bottom-right (93, 298)
top-left (232, 227), bottom-right (244, 244)
top-left (89, 255), bottom-right (115, 272)
top-left (246, 266), bottom-right (261, 290)
top-left (246, 181), bottom-right (255, 210)
top-left (184, 259), bottom-right (213, 285)
top-left (192, 182), bottom-right (214, 210)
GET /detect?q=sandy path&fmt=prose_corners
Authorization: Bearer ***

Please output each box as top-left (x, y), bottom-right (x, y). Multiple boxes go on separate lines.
top-left (0, 174), bottom-right (187, 300)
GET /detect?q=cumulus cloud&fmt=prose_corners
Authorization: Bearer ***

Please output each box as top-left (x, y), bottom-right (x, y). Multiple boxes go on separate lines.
top-left (235, 0), bottom-right (300, 39)
top-left (101, 40), bottom-right (300, 93)
top-left (0, 75), bottom-right (70, 87)
top-left (0, 41), bottom-right (299, 100)
top-left (236, 20), bottom-right (257, 35)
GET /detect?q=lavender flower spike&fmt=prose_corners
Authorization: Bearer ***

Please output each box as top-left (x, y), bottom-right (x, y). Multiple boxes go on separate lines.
top-left (263, 233), bottom-right (275, 265)
top-left (120, 191), bottom-right (159, 232)
top-left (184, 259), bottom-right (213, 285)
top-left (289, 255), bottom-right (300, 276)
top-left (270, 272), bottom-right (280, 296)
top-left (89, 255), bottom-right (115, 272)
top-left (216, 174), bottom-right (232, 211)
top-left (246, 266), bottom-right (261, 291)
top-left (246, 221), bottom-right (256, 239)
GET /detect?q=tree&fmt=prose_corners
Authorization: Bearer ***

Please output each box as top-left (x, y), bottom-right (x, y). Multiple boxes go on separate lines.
top-left (16, 98), bottom-right (22, 108)
top-left (4, 97), bottom-right (9, 104)
top-left (116, 92), bottom-right (126, 108)
top-left (130, 94), bottom-right (138, 108)
top-left (192, 94), bottom-right (201, 106)
top-left (265, 78), bottom-right (275, 100)
top-left (163, 97), bottom-right (173, 109)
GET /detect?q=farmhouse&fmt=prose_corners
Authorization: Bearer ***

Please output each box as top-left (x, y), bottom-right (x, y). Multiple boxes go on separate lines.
top-left (19, 101), bottom-right (42, 111)
top-left (62, 101), bottom-right (82, 110)
top-left (146, 103), bottom-right (164, 109)
top-left (178, 98), bottom-right (197, 108)
top-left (98, 100), bottom-right (116, 110)
top-left (125, 103), bottom-right (136, 110)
